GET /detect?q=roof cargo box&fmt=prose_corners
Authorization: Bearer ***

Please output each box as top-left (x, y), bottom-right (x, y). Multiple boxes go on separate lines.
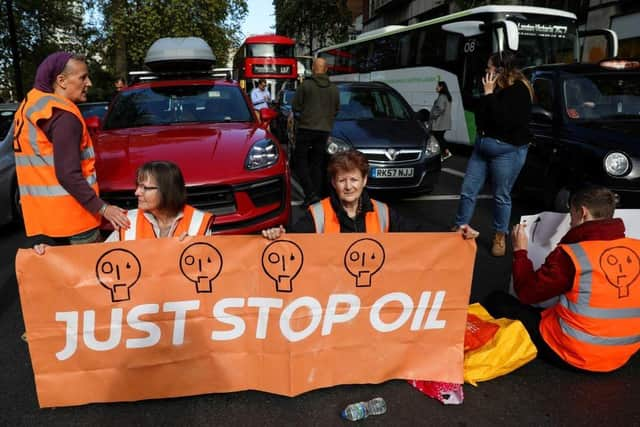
top-left (145, 37), bottom-right (216, 72)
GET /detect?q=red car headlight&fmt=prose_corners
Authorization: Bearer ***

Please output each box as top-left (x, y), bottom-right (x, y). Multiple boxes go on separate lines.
top-left (246, 138), bottom-right (279, 170)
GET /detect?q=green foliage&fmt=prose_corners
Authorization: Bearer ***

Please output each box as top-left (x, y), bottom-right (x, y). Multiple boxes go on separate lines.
top-left (0, 0), bottom-right (92, 100)
top-left (101, 0), bottom-right (248, 75)
top-left (274, 0), bottom-right (352, 54)
top-left (0, 0), bottom-right (247, 101)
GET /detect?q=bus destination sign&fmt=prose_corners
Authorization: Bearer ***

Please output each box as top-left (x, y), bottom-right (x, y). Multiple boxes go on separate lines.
top-left (252, 64), bottom-right (292, 75)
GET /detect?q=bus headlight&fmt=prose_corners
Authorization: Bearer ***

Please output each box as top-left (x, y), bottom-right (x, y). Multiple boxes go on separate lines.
top-left (604, 152), bottom-right (630, 177)
top-left (425, 135), bottom-right (441, 157)
top-left (326, 136), bottom-right (351, 155)
top-left (246, 138), bottom-right (279, 170)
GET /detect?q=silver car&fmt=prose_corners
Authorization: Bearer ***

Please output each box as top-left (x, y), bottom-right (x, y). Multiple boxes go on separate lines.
top-left (0, 103), bottom-right (19, 226)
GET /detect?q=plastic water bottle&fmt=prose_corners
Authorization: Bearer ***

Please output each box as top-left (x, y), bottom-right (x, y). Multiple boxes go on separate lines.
top-left (341, 397), bottom-right (387, 421)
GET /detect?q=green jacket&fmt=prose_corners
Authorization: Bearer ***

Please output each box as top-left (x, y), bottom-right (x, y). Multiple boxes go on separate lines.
top-left (292, 73), bottom-right (339, 132)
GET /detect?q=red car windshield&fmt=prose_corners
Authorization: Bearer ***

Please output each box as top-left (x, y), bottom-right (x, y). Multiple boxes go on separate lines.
top-left (103, 84), bottom-right (253, 130)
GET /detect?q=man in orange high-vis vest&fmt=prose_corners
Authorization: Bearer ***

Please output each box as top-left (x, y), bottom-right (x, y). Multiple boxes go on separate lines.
top-left (13, 52), bottom-right (129, 244)
top-left (485, 185), bottom-right (640, 372)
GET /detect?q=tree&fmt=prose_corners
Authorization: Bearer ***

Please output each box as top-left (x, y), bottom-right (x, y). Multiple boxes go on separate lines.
top-left (0, 0), bottom-right (91, 101)
top-left (99, 0), bottom-right (248, 79)
top-left (274, 0), bottom-right (352, 54)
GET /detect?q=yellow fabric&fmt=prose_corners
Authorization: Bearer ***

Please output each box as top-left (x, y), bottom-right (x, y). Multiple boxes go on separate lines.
top-left (463, 303), bottom-right (537, 386)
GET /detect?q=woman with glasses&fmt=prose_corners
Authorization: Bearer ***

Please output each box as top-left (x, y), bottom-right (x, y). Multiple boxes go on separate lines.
top-left (104, 161), bottom-right (213, 241)
top-left (33, 161), bottom-right (212, 252)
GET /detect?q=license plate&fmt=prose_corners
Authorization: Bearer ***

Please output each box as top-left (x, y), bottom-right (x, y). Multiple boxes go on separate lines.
top-left (371, 167), bottom-right (414, 178)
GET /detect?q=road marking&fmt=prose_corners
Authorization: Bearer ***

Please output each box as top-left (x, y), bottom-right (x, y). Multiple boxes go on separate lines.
top-left (293, 194), bottom-right (492, 204)
top-left (442, 167), bottom-right (466, 178)
top-left (404, 194), bottom-right (493, 201)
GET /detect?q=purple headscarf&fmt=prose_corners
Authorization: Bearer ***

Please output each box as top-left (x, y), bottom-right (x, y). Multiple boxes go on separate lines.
top-left (33, 51), bottom-right (74, 93)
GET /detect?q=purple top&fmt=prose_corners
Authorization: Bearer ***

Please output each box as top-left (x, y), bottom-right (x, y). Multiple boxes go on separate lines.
top-left (34, 52), bottom-right (73, 93)
top-left (40, 109), bottom-right (104, 213)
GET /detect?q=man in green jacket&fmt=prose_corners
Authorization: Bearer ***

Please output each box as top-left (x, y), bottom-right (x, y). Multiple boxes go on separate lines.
top-left (290, 57), bottom-right (340, 206)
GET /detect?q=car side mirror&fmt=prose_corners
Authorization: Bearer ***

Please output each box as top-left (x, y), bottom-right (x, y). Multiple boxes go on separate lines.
top-left (85, 116), bottom-right (101, 131)
top-left (531, 105), bottom-right (553, 123)
top-left (260, 108), bottom-right (278, 124)
top-left (416, 108), bottom-right (430, 123)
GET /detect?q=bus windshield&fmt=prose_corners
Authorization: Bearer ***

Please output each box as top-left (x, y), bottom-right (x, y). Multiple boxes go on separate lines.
top-left (507, 14), bottom-right (578, 66)
top-left (247, 44), bottom-right (294, 58)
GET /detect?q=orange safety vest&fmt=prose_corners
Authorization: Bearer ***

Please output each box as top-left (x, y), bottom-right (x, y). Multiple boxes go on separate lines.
top-left (119, 205), bottom-right (214, 240)
top-left (308, 197), bottom-right (390, 233)
top-left (13, 88), bottom-right (100, 237)
top-left (539, 238), bottom-right (640, 372)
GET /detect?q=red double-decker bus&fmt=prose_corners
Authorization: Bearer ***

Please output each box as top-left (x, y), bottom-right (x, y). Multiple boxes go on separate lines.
top-left (233, 35), bottom-right (297, 101)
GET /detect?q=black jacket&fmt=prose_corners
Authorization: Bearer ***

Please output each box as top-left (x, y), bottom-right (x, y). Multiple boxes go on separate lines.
top-left (476, 80), bottom-right (532, 146)
top-left (291, 73), bottom-right (340, 132)
top-left (291, 189), bottom-right (426, 233)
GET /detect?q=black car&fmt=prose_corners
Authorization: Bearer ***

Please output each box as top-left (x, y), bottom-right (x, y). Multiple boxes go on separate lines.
top-left (516, 59), bottom-right (640, 210)
top-left (0, 103), bottom-right (19, 226)
top-left (272, 88), bottom-right (296, 155)
top-left (283, 81), bottom-right (441, 194)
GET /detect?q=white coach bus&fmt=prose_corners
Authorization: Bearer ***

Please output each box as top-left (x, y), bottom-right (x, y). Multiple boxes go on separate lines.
top-left (317, 5), bottom-right (617, 145)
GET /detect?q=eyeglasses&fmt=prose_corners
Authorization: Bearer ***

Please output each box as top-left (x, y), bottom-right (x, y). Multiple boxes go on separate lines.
top-left (136, 184), bottom-right (159, 192)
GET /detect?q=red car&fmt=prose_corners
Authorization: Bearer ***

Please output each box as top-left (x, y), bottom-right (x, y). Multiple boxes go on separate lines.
top-left (89, 77), bottom-right (290, 234)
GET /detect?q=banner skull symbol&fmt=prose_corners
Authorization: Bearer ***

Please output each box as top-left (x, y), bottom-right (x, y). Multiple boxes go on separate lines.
top-left (179, 242), bottom-right (223, 293)
top-left (344, 238), bottom-right (385, 287)
top-left (261, 240), bottom-right (303, 292)
top-left (96, 249), bottom-right (142, 302)
top-left (599, 246), bottom-right (640, 298)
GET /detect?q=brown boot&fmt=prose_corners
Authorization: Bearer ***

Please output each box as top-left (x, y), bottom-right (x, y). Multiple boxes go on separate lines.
top-left (491, 232), bottom-right (506, 257)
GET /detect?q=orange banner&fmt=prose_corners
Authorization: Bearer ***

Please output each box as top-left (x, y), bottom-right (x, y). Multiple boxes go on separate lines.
top-left (16, 233), bottom-right (475, 407)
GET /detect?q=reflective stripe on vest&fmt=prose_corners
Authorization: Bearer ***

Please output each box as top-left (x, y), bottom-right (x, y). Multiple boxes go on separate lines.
top-left (19, 174), bottom-right (97, 196)
top-left (309, 202), bottom-right (326, 233)
top-left (124, 210), bottom-right (139, 241)
top-left (558, 318), bottom-right (640, 346)
top-left (309, 197), bottom-right (389, 233)
top-left (188, 209), bottom-right (206, 236)
top-left (372, 199), bottom-right (389, 232)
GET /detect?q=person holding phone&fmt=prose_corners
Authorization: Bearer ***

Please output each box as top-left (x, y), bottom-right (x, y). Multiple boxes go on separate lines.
top-left (452, 51), bottom-right (534, 256)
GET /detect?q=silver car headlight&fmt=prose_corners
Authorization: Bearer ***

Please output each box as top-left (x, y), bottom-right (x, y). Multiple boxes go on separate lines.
top-left (326, 136), bottom-right (351, 155)
top-left (246, 138), bottom-right (279, 170)
top-left (603, 152), bottom-right (630, 177)
top-left (425, 134), bottom-right (441, 157)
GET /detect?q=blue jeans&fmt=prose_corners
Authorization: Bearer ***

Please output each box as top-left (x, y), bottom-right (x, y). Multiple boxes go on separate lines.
top-left (455, 136), bottom-right (528, 233)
